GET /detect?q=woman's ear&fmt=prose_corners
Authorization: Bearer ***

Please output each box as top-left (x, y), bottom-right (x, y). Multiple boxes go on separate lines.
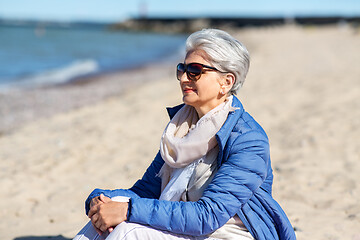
top-left (220, 73), bottom-right (235, 95)
top-left (225, 73), bottom-right (235, 87)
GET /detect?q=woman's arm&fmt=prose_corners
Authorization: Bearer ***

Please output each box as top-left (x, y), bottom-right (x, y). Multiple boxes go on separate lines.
top-left (128, 130), bottom-right (270, 236)
top-left (129, 151), bottom-right (164, 198)
top-left (85, 151), bottom-right (164, 215)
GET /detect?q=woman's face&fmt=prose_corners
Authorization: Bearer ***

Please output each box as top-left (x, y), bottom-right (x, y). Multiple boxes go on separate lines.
top-left (179, 50), bottom-right (225, 117)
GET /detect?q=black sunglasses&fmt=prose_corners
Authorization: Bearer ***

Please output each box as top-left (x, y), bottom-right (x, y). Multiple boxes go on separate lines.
top-left (176, 62), bottom-right (224, 81)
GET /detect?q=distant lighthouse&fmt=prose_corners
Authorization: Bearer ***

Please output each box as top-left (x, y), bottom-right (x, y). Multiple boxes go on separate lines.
top-left (139, 0), bottom-right (148, 19)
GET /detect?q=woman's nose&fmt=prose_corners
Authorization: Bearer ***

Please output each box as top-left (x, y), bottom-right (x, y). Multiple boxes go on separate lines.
top-left (179, 72), bottom-right (190, 83)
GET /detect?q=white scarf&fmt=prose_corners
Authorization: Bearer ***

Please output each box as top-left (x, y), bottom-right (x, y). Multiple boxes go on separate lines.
top-left (159, 96), bottom-right (234, 201)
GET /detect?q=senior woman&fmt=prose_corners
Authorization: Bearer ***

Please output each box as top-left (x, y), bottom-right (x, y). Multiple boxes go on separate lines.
top-left (73, 29), bottom-right (296, 240)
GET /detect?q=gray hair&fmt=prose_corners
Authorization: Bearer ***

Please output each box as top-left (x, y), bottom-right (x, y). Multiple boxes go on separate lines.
top-left (185, 29), bottom-right (250, 95)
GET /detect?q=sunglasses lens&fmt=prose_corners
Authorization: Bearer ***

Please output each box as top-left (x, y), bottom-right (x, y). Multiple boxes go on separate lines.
top-left (186, 63), bottom-right (203, 81)
top-left (176, 63), bottom-right (185, 80)
top-left (176, 63), bottom-right (204, 81)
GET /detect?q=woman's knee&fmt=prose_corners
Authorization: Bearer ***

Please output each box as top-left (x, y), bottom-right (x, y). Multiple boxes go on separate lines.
top-left (106, 222), bottom-right (151, 240)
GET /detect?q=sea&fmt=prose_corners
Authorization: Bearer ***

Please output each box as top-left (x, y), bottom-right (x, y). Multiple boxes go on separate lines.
top-left (0, 24), bottom-right (187, 89)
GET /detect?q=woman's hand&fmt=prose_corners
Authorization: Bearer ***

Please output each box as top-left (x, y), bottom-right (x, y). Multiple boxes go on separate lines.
top-left (90, 194), bottom-right (111, 209)
top-left (89, 194), bottom-right (111, 234)
top-left (88, 194), bottom-right (129, 234)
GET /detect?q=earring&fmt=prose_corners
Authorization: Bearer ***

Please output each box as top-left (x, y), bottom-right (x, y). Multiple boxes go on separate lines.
top-left (220, 88), bottom-right (225, 95)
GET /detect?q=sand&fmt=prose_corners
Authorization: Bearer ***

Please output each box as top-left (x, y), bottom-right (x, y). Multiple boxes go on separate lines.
top-left (0, 24), bottom-right (359, 240)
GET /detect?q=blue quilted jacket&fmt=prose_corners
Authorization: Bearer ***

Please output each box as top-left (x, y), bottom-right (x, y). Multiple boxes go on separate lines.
top-left (85, 96), bottom-right (296, 240)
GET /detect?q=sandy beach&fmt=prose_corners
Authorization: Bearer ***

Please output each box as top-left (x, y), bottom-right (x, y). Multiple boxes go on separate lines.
top-left (0, 25), bottom-right (359, 240)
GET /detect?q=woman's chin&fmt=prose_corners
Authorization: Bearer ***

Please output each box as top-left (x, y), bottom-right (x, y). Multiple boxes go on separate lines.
top-left (182, 95), bottom-right (197, 107)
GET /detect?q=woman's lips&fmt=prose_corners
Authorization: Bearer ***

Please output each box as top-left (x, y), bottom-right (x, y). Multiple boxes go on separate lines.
top-left (183, 88), bottom-right (196, 93)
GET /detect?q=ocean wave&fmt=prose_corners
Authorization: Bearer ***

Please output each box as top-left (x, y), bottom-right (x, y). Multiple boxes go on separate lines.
top-left (4, 59), bottom-right (99, 89)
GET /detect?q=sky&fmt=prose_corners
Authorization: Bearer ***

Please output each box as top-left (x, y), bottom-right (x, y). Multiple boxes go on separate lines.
top-left (1, 0), bottom-right (360, 23)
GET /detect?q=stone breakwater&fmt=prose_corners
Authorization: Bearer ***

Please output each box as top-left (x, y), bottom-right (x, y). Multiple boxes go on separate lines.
top-left (110, 16), bottom-right (360, 33)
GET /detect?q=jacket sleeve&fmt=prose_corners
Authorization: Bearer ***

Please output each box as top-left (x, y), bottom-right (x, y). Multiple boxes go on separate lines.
top-left (85, 151), bottom-right (164, 215)
top-left (127, 130), bottom-right (270, 236)
top-left (129, 151), bottom-right (164, 198)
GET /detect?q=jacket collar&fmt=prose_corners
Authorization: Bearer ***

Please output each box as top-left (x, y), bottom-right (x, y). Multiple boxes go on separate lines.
top-left (215, 96), bottom-right (244, 165)
top-left (166, 103), bottom-right (185, 120)
top-left (165, 96), bottom-right (244, 164)
top-left (215, 96), bottom-right (244, 146)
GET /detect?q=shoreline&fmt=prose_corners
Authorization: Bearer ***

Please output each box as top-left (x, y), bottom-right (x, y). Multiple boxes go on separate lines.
top-left (0, 58), bottom-right (181, 135)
